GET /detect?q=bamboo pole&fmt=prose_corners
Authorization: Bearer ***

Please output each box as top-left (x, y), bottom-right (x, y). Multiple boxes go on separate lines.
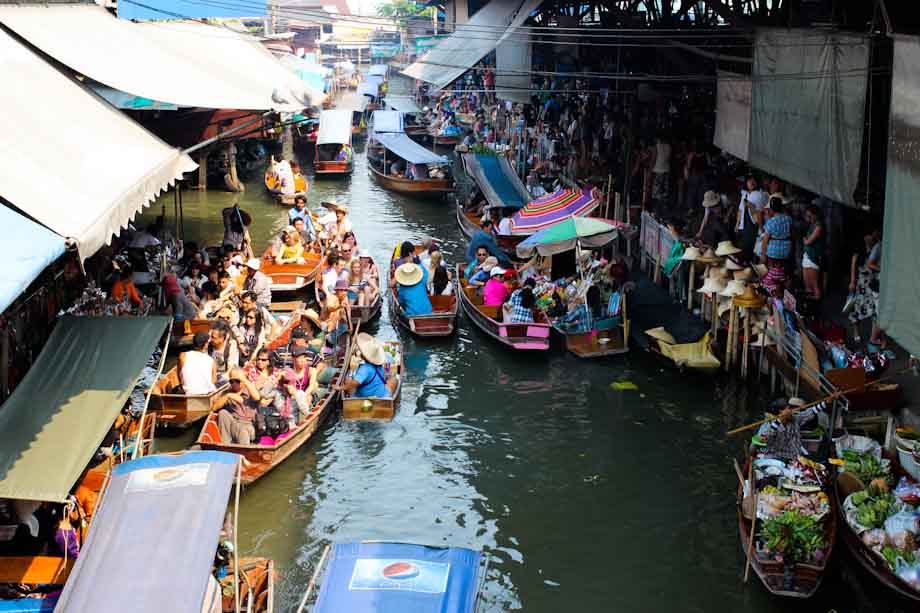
top-left (296, 544), bottom-right (331, 613)
top-left (686, 262), bottom-right (696, 311)
top-left (743, 459), bottom-right (757, 583)
top-left (234, 459), bottom-right (242, 613)
top-left (724, 305), bottom-right (736, 372)
top-left (710, 293), bottom-right (719, 339)
top-left (741, 311), bottom-right (751, 378)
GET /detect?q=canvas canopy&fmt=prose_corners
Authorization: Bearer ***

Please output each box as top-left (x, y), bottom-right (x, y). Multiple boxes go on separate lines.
top-left (0, 4), bottom-right (319, 111)
top-left (403, 0), bottom-right (543, 89)
top-left (54, 451), bottom-right (239, 613)
top-left (462, 153), bottom-right (531, 210)
top-left (372, 110), bottom-right (404, 134)
top-left (516, 216), bottom-right (626, 258)
top-left (314, 542), bottom-right (482, 613)
top-left (387, 96), bottom-right (423, 114)
top-left (0, 204), bottom-right (66, 315)
top-left (713, 71), bottom-right (752, 161)
top-left (0, 316), bottom-right (170, 502)
top-left (374, 133), bottom-right (448, 165)
top-left (0, 27), bottom-right (195, 260)
top-left (317, 109), bottom-right (353, 146)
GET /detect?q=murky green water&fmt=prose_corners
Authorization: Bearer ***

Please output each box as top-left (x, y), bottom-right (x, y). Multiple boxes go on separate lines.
top-left (141, 135), bottom-right (899, 612)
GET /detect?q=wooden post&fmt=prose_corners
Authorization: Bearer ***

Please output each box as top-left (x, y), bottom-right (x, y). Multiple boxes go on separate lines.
top-left (227, 141), bottom-right (242, 192)
top-left (710, 292), bottom-right (719, 339)
top-left (282, 123), bottom-right (295, 162)
top-left (741, 310), bottom-right (751, 378)
top-left (725, 306), bottom-right (736, 372)
top-left (605, 173), bottom-right (613, 219)
top-left (196, 152), bottom-right (208, 190)
top-left (686, 262), bottom-right (696, 311)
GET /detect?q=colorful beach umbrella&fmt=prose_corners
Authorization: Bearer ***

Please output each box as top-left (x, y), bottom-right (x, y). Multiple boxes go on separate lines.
top-left (509, 186), bottom-right (601, 235)
top-left (515, 217), bottom-right (629, 258)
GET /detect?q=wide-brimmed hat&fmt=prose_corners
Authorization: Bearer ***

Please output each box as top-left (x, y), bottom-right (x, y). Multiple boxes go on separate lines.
top-left (702, 191), bottom-right (720, 208)
top-left (697, 276), bottom-right (727, 294)
top-left (696, 248), bottom-right (722, 265)
top-left (724, 258), bottom-right (744, 271)
top-left (681, 246), bottom-right (701, 261)
top-left (322, 201), bottom-right (348, 213)
top-left (355, 332), bottom-right (386, 366)
top-left (283, 225), bottom-right (297, 235)
top-left (709, 266), bottom-right (730, 280)
top-left (302, 308), bottom-right (322, 328)
top-left (480, 256), bottom-right (498, 271)
top-left (733, 286), bottom-right (766, 308)
top-left (245, 258), bottom-right (261, 270)
top-left (733, 268), bottom-right (753, 282)
top-left (719, 279), bottom-right (747, 297)
top-left (490, 266), bottom-right (507, 277)
top-left (715, 241), bottom-right (741, 257)
top-left (395, 262), bottom-right (424, 286)
top-left (788, 397), bottom-right (806, 407)
top-left (645, 327), bottom-right (676, 344)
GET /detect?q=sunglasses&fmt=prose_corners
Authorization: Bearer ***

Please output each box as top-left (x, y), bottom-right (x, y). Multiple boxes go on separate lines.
top-left (257, 357), bottom-right (269, 362)
top-left (229, 378), bottom-right (241, 384)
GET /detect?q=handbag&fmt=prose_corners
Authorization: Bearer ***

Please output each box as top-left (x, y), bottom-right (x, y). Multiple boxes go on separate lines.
top-left (842, 293), bottom-right (857, 314)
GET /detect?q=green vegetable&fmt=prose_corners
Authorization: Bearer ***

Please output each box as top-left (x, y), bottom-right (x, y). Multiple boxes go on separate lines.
top-left (851, 490), bottom-right (870, 506)
top-left (851, 486), bottom-right (898, 529)
top-left (759, 511), bottom-right (825, 564)
top-left (881, 545), bottom-right (916, 570)
top-left (841, 451), bottom-right (889, 485)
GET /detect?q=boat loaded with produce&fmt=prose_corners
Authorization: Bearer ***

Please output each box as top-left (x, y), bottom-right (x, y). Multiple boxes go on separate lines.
top-left (836, 433), bottom-right (920, 602)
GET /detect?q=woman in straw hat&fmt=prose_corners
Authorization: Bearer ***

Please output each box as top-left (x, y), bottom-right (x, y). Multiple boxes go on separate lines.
top-left (337, 333), bottom-right (397, 399)
top-left (695, 191), bottom-right (731, 248)
top-left (395, 262), bottom-right (433, 316)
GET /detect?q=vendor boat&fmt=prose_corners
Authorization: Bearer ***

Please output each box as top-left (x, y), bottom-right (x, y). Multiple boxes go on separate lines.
top-left (195, 336), bottom-right (348, 485)
top-left (341, 339), bottom-right (403, 420)
top-left (388, 252), bottom-right (458, 337)
top-left (553, 293), bottom-right (630, 358)
top-left (264, 168), bottom-right (308, 205)
top-left (457, 265), bottom-right (550, 350)
top-left (736, 454), bottom-right (836, 598)
top-left (150, 367), bottom-right (230, 429)
top-left (53, 451), bottom-right (275, 613)
top-left (314, 109), bottom-right (354, 176)
top-left (261, 245), bottom-right (324, 295)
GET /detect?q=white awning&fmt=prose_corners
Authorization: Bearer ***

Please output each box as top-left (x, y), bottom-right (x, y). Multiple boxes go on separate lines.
top-left (387, 96), bottom-right (422, 114)
top-left (374, 133), bottom-right (447, 165)
top-left (317, 109), bottom-right (353, 145)
top-left (0, 28), bottom-right (196, 260)
top-left (371, 111), bottom-right (404, 134)
top-left (0, 4), bottom-right (320, 111)
top-left (403, 0), bottom-right (543, 88)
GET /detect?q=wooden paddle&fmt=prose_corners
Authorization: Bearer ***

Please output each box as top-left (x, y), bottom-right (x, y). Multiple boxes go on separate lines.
top-left (725, 367), bottom-right (913, 437)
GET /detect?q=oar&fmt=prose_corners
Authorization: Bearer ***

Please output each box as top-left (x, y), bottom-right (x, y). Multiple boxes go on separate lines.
top-left (743, 460), bottom-right (757, 583)
top-left (725, 367), bottom-right (914, 437)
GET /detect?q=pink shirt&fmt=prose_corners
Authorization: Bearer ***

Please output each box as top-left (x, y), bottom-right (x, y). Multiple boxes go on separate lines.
top-left (483, 278), bottom-right (509, 306)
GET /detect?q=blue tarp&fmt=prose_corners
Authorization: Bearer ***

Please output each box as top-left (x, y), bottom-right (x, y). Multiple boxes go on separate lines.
top-left (0, 204), bottom-right (65, 314)
top-left (463, 154), bottom-right (531, 210)
top-left (0, 598), bottom-right (57, 612)
top-left (372, 110), bottom-right (404, 134)
top-left (314, 543), bottom-right (482, 613)
top-left (374, 133), bottom-right (447, 165)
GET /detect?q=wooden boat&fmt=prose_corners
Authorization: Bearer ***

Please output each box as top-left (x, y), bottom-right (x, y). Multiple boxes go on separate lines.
top-left (645, 330), bottom-right (721, 374)
top-left (405, 124), bottom-right (428, 138)
top-left (388, 252), bottom-right (458, 337)
top-left (736, 465), bottom-right (836, 598)
top-left (170, 318), bottom-right (211, 349)
top-left (264, 169), bottom-right (307, 205)
top-left (221, 558), bottom-right (275, 613)
top-left (349, 256), bottom-right (383, 325)
top-left (268, 300), bottom-right (306, 316)
top-left (835, 471), bottom-right (920, 603)
top-left (195, 338), bottom-right (348, 484)
top-left (150, 366), bottom-right (230, 428)
top-left (553, 294), bottom-right (630, 358)
top-left (457, 265), bottom-right (550, 350)
top-left (260, 245), bottom-right (324, 294)
top-left (428, 131), bottom-right (461, 147)
top-left (314, 109), bottom-right (354, 176)
top-left (367, 160), bottom-right (454, 195)
top-left (454, 199), bottom-right (526, 258)
top-left (341, 339), bottom-right (403, 420)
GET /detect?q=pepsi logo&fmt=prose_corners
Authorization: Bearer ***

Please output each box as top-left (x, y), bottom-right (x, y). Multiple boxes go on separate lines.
top-left (381, 561), bottom-right (419, 580)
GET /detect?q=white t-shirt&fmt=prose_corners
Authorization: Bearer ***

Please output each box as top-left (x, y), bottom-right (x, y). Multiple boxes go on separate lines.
top-left (652, 142), bottom-right (672, 174)
top-left (322, 268), bottom-right (338, 297)
top-left (497, 217), bottom-right (513, 236)
top-left (180, 351), bottom-right (216, 395)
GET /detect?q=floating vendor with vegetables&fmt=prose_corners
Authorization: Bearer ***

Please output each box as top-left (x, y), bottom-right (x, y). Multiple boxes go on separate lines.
top-left (757, 399), bottom-right (829, 461)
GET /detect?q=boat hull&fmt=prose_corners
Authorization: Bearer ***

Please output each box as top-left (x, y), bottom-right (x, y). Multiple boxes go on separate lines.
top-left (150, 367), bottom-right (229, 428)
top-left (388, 252), bottom-right (458, 337)
top-left (369, 164), bottom-right (453, 196)
top-left (314, 160), bottom-right (353, 176)
top-left (342, 340), bottom-right (402, 420)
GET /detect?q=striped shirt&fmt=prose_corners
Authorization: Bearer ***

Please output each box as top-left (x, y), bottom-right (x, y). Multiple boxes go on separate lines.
top-left (764, 401), bottom-right (826, 460)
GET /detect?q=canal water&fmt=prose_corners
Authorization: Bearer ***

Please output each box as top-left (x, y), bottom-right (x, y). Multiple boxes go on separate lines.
top-left (143, 144), bottom-right (897, 612)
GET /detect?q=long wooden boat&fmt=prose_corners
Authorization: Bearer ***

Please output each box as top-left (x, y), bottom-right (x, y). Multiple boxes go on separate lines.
top-left (454, 199), bottom-right (526, 258)
top-left (341, 339), bottom-right (403, 420)
top-left (835, 472), bottom-right (920, 603)
top-left (261, 246), bottom-right (324, 294)
top-left (264, 170), bottom-right (307, 205)
top-left (349, 256), bottom-right (383, 325)
top-left (388, 253), bottom-right (458, 337)
top-left (737, 468), bottom-right (836, 598)
top-left (195, 338), bottom-right (348, 484)
top-left (457, 265), bottom-right (550, 350)
top-left (314, 109), bottom-right (354, 176)
top-left (429, 132), bottom-right (461, 147)
top-left (150, 366), bottom-right (230, 428)
top-left (221, 558), bottom-right (275, 613)
top-left (368, 162), bottom-right (454, 195)
top-left (170, 318), bottom-right (211, 349)
top-left (553, 294), bottom-right (630, 358)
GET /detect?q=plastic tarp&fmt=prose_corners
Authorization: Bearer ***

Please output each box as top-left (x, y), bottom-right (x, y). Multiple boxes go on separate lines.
top-left (0, 4), bottom-right (319, 111)
top-left (462, 153), bottom-right (531, 210)
top-left (879, 36), bottom-right (920, 357)
top-left (0, 598), bottom-right (56, 612)
top-left (749, 28), bottom-right (869, 206)
top-left (368, 64), bottom-right (388, 77)
top-left (317, 109), bottom-right (353, 145)
top-left (713, 71), bottom-right (751, 161)
top-left (372, 110), bottom-right (404, 134)
top-left (387, 96), bottom-right (422, 114)
top-left (510, 186), bottom-right (602, 235)
top-left (54, 452), bottom-right (238, 613)
top-left (374, 133), bottom-right (448, 165)
top-left (314, 543), bottom-right (482, 613)
top-left (358, 82), bottom-right (379, 99)
top-left (404, 0), bottom-right (543, 89)
top-left (495, 33), bottom-right (531, 104)
top-left (0, 204), bottom-right (66, 315)
top-left (0, 316), bottom-right (170, 502)
top-left (0, 28), bottom-right (196, 261)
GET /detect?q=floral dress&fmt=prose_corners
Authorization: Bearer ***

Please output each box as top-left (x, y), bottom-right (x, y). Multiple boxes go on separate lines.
top-left (849, 244), bottom-right (881, 324)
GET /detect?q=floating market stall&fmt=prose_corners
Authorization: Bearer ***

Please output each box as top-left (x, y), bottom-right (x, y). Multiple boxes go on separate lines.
top-left (54, 451), bottom-right (275, 612)
top-left (314, 109), bottom-right (354, 176)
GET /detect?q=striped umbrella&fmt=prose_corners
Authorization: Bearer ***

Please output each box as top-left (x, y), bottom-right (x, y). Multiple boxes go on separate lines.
top-left (509, 186), bottom-right (601, 236)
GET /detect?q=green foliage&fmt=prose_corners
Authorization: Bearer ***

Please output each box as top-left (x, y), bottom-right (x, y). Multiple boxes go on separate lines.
top-left (759, 510), bottom-right (825, 564)
top-left (376, 0), bottom-right (434, 23)
top-left (469, 144), bottom-right (497, 156)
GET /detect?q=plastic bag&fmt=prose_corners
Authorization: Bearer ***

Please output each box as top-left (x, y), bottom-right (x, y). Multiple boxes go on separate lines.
top-left (884, 511), bottom-right (920, 537)
top-left (894, 477), bottom-right (920, 506)
top-left (861, 528), bottom-right (889, 548)
top-left (896, 559), bottom-right (920, 591)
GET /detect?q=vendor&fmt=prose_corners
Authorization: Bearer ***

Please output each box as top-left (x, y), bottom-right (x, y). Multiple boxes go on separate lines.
top-left (760, 399), bottom-right (828, 461)
top-left (111, 264), bottom-right (143, 308)
top-left (337, 333), bottom-right (397, 399)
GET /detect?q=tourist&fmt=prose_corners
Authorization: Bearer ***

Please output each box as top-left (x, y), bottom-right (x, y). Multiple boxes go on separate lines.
top-left (276, 228), bottom-right (306, 265)
top-left (234, 309), bottom-right (266, 363)
top-left (504, 285), bottom-right (535, 324)
top-left (802, 204), bottom-right (826, 300)
top-left (215, 367), bottom-right (261, 445)
top-left (392, 241), bottom-right (418, 269)
top-left (291, 217), bottom-right (313, 246)
top-left (245, 348), bottom-right (275, 388)
top-left (347, 259), bottom-right (369, 307)
top-left (395, 262), bottom-right (432, 316)
top-left (209, 322), bottom-right (240, 385)
top-left (337, 333), bottom-right (396, 399)
top-left (322, 255), bottom-right (347, 299)
top-left (288, 194), bottom-right (310, 226)
top-left (242, 258), bottom-right (272, 307)
top-left (180, 262), bottom-right (207, 299)
top-left (431, 265), bottom-right (453, 296)
top-left (483, 267), bottom-right (509, 306)
top-left (468, 256), bottom-right (498, 287)
top-left (325, 202), bottom-right (352, 245)
top-left (848, 228), bottom-right (883, 345)
top-left (239, 291), bottom-right (277, 337)
top-left (761, 198), bottom-right (793, 295)
top-left (178, 331), bottom-right (217, 395)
